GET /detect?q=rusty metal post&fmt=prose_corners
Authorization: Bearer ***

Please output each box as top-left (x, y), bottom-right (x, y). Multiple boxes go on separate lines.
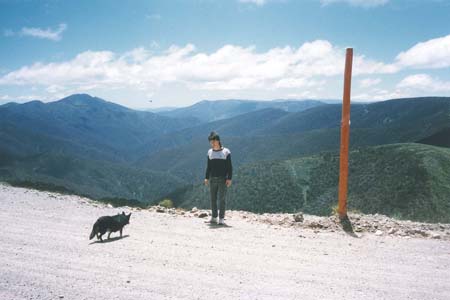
top-left (338, 48), bottom-right (353, 219)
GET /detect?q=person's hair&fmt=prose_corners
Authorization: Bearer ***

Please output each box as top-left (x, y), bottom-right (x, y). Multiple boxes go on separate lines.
top-left (208, 131), bottom-right (222, 147)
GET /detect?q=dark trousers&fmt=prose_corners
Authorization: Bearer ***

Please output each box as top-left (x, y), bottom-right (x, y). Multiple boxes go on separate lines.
top-left (209, 177), bottom-right (227, 219)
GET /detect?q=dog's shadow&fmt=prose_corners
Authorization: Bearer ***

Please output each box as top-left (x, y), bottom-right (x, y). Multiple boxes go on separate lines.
top-left (89, 234), bottom-right (130, 245)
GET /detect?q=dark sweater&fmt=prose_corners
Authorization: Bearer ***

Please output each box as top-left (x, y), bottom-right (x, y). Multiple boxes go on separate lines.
top-left (205, 147), bottom-right (232, 180)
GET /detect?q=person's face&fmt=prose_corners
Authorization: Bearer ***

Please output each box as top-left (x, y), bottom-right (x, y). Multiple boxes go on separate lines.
top-left (210, 139), bottom-right (220, 148)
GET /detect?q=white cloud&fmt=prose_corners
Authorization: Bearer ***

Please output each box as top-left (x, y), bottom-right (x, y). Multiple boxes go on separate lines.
top-left (353, 88), bottom-right (410, 101)
top-left (355, 73), bottom-right (450, 101)
top-left (0, 40), bottom-right (394, 94)
top-left (20, 23), bottom-right (67, 41)
top-left (2, 36), bottom-right (450, 104)
top-left (397, 74), bottom-right (450, 92)
top-left (0, 94), bottom-right (43, 102)
top-left (359, 78), bottom-right (381, 88)
top-left (120, 47), bottom-right (151, 63)
top-left (287, 90), bottom-right (322, 99)
top-left (274, 78), bottom-right (325, 89)
top-left (395, 34), bottom-right (450, 69)
top-left (320, 0), bottom-right (389, 8)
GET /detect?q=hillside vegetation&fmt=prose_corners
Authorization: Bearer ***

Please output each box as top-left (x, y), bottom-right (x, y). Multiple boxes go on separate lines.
top-left (164, 143), bottom-right (450, 223)
top-left (0, 151), bottom-right (186, 203)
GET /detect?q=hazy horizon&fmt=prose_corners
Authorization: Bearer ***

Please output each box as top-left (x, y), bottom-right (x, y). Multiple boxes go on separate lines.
top-left (0, 92), bottom-right (388, 110)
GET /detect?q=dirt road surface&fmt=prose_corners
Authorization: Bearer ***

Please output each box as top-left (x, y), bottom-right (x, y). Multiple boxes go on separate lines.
top-left (1, 183), bottom-right (449, 300)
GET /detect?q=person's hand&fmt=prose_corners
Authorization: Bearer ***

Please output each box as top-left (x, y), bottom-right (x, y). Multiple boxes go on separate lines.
top-left (204, 179), bottom-right (209, 186)
top-left (226, 179), bottom-right (232, 187)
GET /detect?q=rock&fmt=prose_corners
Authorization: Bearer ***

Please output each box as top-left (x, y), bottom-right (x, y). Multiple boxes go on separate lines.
top-left (431, 233), bottom-right (441, 239)
top-left (198, 212), bottom-right (208, 218)
top-left (375, 230), bottom-right (383, 236)
top-left (293, 212), bottom-right (304, 223)
top-left (156, 206), bottom-right (166, 213)
top-left (191, 207), bottom-right (198, 213)
top-left (412, 229), bottom-right (428, 237)
top-left (397, 230), bottom-right (407, 236)
top-left (308, 221), bottom-right (324, 229)
top-left (388, 228), bottom-right (397, 234)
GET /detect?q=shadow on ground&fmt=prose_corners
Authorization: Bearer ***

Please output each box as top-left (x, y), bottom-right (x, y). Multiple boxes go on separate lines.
top-left (89, 235), bottom-right (130, 245)
top-left (339, 216), bottom-right (360, 238)
top-left (204, 220), bottom-right (233, 229)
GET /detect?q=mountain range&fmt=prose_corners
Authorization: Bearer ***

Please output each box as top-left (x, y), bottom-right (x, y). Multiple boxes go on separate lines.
top-left (1, 93), bottom-right (449, 222)
top-left (156, 98), bottom-right (325, 122)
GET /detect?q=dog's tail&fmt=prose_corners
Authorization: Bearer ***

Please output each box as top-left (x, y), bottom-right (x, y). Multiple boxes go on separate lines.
top-left (89, 223), bottom-right (98, 240)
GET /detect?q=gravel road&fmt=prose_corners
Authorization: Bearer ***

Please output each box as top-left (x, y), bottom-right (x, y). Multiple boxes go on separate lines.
top-left (1, 183), bottom-right (449, 300)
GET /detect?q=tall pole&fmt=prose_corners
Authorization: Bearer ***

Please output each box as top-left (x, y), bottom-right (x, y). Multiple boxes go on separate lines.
top-left (338, 48), bottom-right (353, 219)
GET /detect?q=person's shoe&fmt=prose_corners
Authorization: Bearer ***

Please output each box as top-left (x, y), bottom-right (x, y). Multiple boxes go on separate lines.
top-left (207, 217), bottom-right (218, 224)
top-left (218, 218), bottom-right (225, 225)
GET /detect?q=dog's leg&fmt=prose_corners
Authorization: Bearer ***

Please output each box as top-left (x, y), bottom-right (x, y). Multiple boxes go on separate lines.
top-left (108, 231), bottom-right (112, 239)
top-left (120, 228), bottom-right (123, 237)
top-left (99, 234), bottom-right (104, 242)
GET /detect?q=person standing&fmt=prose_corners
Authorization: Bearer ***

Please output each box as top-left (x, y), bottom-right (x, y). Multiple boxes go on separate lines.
top-left (204, 131), bottom-right (232, 225)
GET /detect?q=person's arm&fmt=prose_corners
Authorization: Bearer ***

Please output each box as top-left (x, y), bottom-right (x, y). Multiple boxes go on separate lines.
top-left (204, 155), bottom-right (211, 184)
top-left (226, 153), bottom-right (232, 181)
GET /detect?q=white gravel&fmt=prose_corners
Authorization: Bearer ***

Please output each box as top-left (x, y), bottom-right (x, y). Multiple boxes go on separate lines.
top-left (1, 183), bottom-right (450, 300)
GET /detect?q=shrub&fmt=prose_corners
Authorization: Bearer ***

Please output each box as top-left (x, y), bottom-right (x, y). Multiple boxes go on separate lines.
top-left (159, 198), bottom-right (174, 208)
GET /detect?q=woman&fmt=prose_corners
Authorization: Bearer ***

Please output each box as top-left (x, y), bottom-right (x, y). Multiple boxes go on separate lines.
top-left (204, 131), bottom-right (232, 225)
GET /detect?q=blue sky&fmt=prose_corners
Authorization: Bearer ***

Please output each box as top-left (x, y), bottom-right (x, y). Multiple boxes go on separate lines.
top-left (1, 0), bottom-right (450, 108)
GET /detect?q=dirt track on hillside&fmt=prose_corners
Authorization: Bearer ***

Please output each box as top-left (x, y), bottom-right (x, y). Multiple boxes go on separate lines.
top-left (1, 183), bottom-right (450, 300)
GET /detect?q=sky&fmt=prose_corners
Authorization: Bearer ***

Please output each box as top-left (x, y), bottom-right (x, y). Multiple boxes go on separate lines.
top-left (1, 0), bottom-right (450, 109)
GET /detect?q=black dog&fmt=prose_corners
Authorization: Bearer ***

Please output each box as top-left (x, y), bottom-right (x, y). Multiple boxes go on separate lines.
top-left (89, 211), bottom-right (131, 242)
